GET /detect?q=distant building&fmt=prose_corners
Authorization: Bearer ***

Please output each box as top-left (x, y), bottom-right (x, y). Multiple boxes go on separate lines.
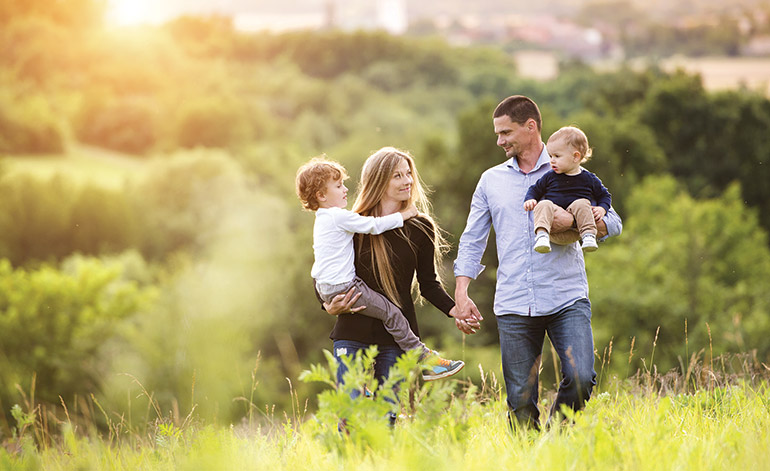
top-left (330, 0), bottom-right (408, 34)
top-left (233, 0), bottom-right (407, 34)
top-left (742, 35), bottom-right (770, 56)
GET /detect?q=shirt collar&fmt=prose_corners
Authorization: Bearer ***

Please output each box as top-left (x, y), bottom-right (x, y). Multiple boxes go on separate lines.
top-left (506, 142), bottom-right (551, 173)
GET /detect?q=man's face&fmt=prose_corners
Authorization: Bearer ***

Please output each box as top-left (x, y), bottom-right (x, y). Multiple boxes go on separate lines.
top-left (494, 115), bottom-right (529, 158)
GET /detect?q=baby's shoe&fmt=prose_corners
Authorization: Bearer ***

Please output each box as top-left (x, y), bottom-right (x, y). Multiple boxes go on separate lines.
top-left (581, 234), bottom-right (598, 252)
top-left (534, 232), bottom-right (551, 253)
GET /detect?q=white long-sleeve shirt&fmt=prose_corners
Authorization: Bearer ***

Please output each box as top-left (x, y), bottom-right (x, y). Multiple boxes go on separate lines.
top-left (311, 207), bottom-right (404, 285)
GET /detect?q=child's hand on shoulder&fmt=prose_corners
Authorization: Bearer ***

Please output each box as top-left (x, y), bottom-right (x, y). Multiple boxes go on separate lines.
top-left (592, 206), bottom-right (607, 221)
top-left (401, 204), bottom-right (419, 220)
top-left (523, 199), bottom-right (537, 211)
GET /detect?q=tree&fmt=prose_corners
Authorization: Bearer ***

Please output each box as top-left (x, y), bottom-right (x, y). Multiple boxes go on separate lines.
top-left (588, 176), bottom-right (770, 373)
top-left (0, 255), bottom-right (151, 419)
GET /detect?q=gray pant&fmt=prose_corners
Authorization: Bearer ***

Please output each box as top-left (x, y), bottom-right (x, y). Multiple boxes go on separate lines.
top-left (316, 277), bottom-right (427, 354)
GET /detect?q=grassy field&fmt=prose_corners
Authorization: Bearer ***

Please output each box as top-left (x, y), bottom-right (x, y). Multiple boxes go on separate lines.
top-left (0, 145), bottom-right (147, 189)
top-left (514, 50), bottom-right (770, 96)
top-left (3, 385), bottom-right (768, 470)
top-left (659, 56), bottom-right (770, 96)
top-left (2, 352), bottom-right (769, 471)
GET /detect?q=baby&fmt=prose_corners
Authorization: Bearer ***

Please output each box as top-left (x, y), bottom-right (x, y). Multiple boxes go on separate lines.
top-left (523, 126), bottom-right (612, 253)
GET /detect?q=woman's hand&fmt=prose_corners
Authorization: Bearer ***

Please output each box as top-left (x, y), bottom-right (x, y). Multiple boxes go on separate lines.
top-left (450, 305), bottom-right (481, 334)
top-left (323, 287), bottom-right (365, 316)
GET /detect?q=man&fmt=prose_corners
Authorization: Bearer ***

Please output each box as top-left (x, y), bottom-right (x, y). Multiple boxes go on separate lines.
top-left (453, 95), bottom-right (622, 428)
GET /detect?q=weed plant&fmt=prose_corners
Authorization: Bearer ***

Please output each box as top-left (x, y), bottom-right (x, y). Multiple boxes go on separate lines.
top-left (1, 347), bottom-right (769, 471)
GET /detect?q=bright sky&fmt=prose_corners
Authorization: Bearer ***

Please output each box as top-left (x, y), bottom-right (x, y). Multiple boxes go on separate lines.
top-left (104, 0), bottom-right (322, 27)
top-left (104, 0), bottom-right (197, 26)
top-left (105, 0), bottom-right (161, 26)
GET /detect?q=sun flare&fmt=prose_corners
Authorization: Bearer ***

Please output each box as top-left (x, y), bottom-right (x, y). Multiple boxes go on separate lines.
top-left (106, 0), bottom-right (163, 27)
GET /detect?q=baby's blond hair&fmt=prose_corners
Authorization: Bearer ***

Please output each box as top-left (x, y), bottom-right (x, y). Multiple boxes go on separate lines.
top-left (295, 156), bottom-right (348, 211)
top-left (548, 126), bottom-right (593, 163)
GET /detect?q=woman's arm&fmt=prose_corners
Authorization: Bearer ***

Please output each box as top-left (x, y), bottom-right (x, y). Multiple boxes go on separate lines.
top-left (413, 219), bottom-right (455, 316)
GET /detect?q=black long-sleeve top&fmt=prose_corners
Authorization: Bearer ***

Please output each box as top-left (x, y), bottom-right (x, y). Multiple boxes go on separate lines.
top-left (328, 216), bottom-right (455, 346)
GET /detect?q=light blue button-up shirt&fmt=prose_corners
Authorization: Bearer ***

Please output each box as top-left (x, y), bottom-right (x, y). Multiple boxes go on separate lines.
top-left (453, 144), bottom-right (623, 317)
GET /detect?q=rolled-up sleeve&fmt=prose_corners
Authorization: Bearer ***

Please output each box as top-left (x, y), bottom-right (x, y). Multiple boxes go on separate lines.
top-left (453, 178), bottom-right (492, 279)
top-left (600, 206), bottom-right (623, 241)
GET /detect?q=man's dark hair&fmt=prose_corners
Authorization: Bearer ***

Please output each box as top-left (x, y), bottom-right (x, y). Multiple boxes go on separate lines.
top-left (493, 95), bottom-right (542, 132)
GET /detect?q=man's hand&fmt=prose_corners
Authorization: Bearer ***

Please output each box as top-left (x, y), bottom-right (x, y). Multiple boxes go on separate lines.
top-left (454, 276), bottom-right (483, 322)
top-left (323, 287), bottom-right (364, 315)
top-left (523, 199), bottom-right (537, 211)
top-left (450, 306), bottom-right (481, 334)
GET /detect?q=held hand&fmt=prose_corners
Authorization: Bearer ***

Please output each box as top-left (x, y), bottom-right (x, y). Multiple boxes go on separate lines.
top-left (592, 206), bottom-right (607, 222)
top-left (523, 199), bottom-right (537, 211)
top-left (323, 287), bottom-right (364, 316)
top-left (455, 317), bottom-right (478, 334)
top-left (450, 306), bottom-right (481, 334)
top-left (401, 204), bottom-right (418, 220)
top-left (453, 294), bottom-right (483, 323)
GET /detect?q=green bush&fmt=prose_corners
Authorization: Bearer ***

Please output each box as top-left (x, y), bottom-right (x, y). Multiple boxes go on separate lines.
top-left (75, 96), bottom-right (160, 154)
top-left (0, 255), bottom-right (153, 415)
top-left (0, 93), bottom-right (65, 154)
top-left (0, 174), bottom-right (77, 264)
top-left (173, 97), bottom-right (252, 149)
top-left (0, 174), bottom-right (140, 265)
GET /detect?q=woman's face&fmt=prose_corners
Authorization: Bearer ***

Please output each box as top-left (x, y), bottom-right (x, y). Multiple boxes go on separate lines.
top-left (382, 157), bottom-right (413, 205)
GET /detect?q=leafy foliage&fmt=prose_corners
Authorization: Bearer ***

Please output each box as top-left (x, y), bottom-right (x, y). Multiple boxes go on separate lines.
top-left (300, 347), bottom-right (473, 449)
top-left (589, 176), bottom-right (770, 372)
top-left (0, 255), bottom-right (153, 409)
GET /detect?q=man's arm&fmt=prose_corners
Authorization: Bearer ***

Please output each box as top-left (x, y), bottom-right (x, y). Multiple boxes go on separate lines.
top-left (453, 179), bottom-right (491, 331)
top-left (601, 206), bottom-right (622, 240)
top-left (454, 276), bottom-right (483, 321)
top-left (551, 205), bottom-right (620, 240)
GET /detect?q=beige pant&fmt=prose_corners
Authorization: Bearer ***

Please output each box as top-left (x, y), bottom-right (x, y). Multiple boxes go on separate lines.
top-left (533, 199), bottom-right (596, 245)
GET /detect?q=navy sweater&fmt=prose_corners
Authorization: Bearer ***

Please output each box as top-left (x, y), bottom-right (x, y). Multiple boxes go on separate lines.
top-left (524, 169), bottom-right (612, 211)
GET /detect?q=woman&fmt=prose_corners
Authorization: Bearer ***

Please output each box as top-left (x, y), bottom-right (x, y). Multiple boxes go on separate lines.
top-left (323, 146), bottom-right (476, 392)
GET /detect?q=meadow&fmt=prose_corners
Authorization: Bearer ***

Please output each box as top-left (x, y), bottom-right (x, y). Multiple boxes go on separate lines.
top-left (3, 5), bottom-right (770, 469)
top-left (3, 349), bottom-right (769, 471)
top-left (515, 50), bottom-right (770, 96)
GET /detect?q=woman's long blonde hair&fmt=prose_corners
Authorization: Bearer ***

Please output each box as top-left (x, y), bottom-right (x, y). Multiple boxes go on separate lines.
top-left (352, 147), bottom-right (449, 307)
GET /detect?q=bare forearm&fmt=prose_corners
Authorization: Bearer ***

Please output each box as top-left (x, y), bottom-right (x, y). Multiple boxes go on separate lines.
top-left (454, 276), bottom-right (472, 301)
top-left (596, 219), bottom-right (608, 238)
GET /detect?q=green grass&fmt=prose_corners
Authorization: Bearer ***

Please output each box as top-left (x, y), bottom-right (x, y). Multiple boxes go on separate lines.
top-left (3, 351), bottom-right (769, 471)
top-left (3, 385), bottom-right (768, 471)
top-left (0, 145), bottom-right (147, 189)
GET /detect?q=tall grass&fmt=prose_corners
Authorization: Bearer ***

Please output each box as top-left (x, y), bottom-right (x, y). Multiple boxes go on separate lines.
top-left (2, 345), bottom-right (769, 471)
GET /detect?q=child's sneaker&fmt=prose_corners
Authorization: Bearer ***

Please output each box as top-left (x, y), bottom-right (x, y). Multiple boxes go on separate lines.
top-left (422, 351), bottom-right (464, 381)
top-left (534, 232), bottom-right (551, 253)
top-left (581, 234), bottom-right (598, 252)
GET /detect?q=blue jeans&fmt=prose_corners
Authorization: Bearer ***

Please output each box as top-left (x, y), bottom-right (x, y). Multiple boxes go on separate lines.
top-left (332, 339), bottom-right (404, 398)
top-left (333, 340), bottom-right (402, 427)
top-left (497, 298), bottom-right (596, 428)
